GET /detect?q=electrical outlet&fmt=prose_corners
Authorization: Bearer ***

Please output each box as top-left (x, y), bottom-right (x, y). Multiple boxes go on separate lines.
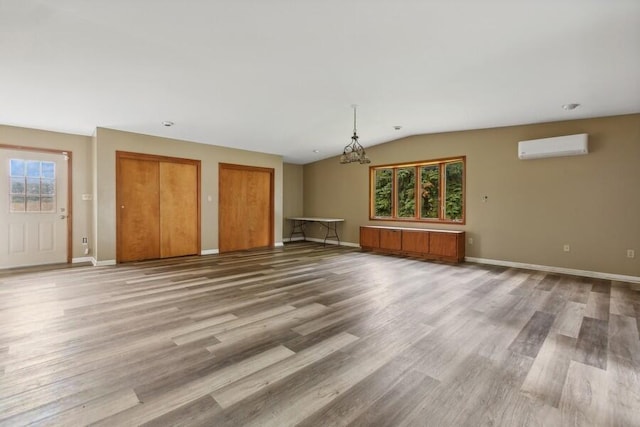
top-left (82, 237), bottom-right (88, 244)
top-left (563, 244), bottom-right (570, 252)
top-left (627, 249), bottom-right (635, 259)
top-left (468, 237), bottom-right (474, 245)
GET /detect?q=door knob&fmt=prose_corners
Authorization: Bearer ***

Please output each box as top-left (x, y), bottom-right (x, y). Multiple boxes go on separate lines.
top-left (60, 215), bottom-right (67, 219)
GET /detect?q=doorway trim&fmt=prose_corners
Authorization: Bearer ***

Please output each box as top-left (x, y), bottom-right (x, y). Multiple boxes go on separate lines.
top-left (0, 143), bottom-right (73, 264)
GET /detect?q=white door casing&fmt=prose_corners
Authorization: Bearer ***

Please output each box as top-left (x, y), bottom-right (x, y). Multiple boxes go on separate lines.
top-left (0, 148), bottom-right (69, 268)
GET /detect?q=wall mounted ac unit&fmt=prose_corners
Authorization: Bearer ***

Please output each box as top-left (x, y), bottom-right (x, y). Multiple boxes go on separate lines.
top-left (518, 133), bottom-right (588, 160)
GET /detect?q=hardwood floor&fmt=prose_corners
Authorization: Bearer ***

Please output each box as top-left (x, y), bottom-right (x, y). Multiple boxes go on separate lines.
top-left (0, 242), bottom-right (638, 426)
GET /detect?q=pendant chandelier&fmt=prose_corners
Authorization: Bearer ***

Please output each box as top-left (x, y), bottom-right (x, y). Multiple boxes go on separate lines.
top-left (340, 105), bottom-right (371, 164)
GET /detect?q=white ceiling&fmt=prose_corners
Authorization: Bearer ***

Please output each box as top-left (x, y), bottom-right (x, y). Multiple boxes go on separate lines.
top-left (1, 1), bottom-right (639, 164)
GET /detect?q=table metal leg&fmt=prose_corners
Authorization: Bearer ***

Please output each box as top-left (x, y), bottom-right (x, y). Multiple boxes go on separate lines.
top-left (290, 220), bottom-right (306, 241)
top-left (320, 222), bottom-right (340, 246)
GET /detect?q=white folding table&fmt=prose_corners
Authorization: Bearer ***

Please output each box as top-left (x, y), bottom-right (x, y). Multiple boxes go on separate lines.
top-left (287, 217), bottom-right (344, 245)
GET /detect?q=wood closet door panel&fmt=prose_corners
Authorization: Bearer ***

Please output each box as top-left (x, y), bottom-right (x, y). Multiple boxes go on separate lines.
top-left (118, 158), bottom-right (160, 262)
top-left (159, 162), bottom-right (199, 258)
top-left (219, 164), bottom-right (273, 252)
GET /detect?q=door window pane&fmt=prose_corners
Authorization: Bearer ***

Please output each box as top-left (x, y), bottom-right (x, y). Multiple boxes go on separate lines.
top-left (41, 197), bottom-right (55, 212)
top-left (10, 178), bottom-right (25, 194)
top-left (26, 161), bottom-right (41, 177)
top-left (10, 195), bottom-right (25, 212)
top-left (26, 196), bottom-right (41, 212)
top-left (41, 179), bottom-right (55, 195)
top-left (10, 159), bottom-right (25, 177)
top-left (26, 177), bottom-right (41, 195)
top-left (41, 162), bottom-right (55, 179)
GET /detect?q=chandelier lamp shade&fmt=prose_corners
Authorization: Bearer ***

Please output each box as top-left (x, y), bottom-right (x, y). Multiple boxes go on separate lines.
top-left (340, 105), bottom-right (371, 164)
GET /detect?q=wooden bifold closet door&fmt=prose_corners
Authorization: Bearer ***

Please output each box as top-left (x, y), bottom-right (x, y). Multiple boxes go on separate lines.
top-left (117, 152), bottom-right (200, 262)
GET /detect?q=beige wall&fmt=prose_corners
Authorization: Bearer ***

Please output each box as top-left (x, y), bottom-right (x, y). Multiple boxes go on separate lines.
top-left (3, 114), bottom-right (638, 277)
top-left (282, 163), bottom-right (304, 238)
top-left (0, 125), bottom-right (94, 260)
top-left (304, 114), bottom-right (640, 277)
top-left (95, 128), bottom-right (283, 262)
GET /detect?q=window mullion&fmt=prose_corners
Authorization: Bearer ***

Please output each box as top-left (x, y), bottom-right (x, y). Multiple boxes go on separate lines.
top-left (392, 167), bottom-right (397, 219)
top-left (370, 168), bottom-right (374, 216)
top-left (439, 163), bottom-right (445, 220)
top-left (414, 165), bottom-right (420, 220)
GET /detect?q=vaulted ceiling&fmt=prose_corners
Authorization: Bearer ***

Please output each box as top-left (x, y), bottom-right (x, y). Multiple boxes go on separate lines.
top-left (2, 1), bottom-right (639, 164)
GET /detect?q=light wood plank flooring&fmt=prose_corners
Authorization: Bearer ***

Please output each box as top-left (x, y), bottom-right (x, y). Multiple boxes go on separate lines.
top-left (1, 242), bottom-right (639, 426)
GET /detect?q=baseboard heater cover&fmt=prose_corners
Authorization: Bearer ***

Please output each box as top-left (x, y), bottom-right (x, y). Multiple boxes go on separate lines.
top-left (518, 133), bottom-right (588, 160)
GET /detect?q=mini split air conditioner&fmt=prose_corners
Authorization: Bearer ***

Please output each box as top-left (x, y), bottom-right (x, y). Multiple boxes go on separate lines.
top-left (518, 133), bottom-right (588, 160)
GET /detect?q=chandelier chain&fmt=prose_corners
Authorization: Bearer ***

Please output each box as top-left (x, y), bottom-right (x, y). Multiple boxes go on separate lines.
top-left (340, 105), bottom-right (371, 164)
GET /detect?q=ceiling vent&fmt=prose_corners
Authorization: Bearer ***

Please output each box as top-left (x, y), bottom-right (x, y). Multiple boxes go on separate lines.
top-left (518, 133), bottom-right (588, 160)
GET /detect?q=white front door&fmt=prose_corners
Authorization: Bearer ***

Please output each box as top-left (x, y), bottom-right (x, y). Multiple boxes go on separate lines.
top-left (0, 149), bottom-right (69, 268)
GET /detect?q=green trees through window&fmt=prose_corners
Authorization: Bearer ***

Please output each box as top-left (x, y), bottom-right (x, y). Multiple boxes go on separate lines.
top-left (397, 167), bottom-right (415, 217)
top-left (371, 157), bottom-right (465, 223)
top-left (374, 169), bottom-right (392, 217)
top-left (421, 164), bottom-right (440, 219)
top-left (444, 161), bottom-right (463, 220)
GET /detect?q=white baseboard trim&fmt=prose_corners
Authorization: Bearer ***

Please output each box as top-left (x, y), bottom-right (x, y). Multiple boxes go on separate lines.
top-left (72, 257), bottom-right (93, 264)
top-left (274, 242), bottom-right (284, 247)
top-left (282, 237), bottom-right (305, 243)
top-left (201, 249), bottom-right (219, 256)
top-left (465, 256), bottom-right (640, 284)
top-left (302, 237), bottom-right (360, 248)
top-left (92, 259), bottom-right (116, 267)
top-left (341, 241), bottom-right (361, 248)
